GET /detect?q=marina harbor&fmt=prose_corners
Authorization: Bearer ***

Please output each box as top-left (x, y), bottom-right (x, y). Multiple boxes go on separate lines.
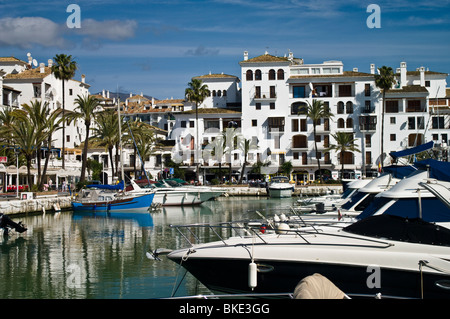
top-left (1, 1), bottom-right (450, 302)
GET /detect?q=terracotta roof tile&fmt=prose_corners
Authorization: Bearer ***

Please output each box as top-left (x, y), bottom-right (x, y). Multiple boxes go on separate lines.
top-left (5, 66), bottom-right (52, 80)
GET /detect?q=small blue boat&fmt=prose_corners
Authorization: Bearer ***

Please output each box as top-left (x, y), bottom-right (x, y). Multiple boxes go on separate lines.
top-left (72, 181), bottom-right (155, 213)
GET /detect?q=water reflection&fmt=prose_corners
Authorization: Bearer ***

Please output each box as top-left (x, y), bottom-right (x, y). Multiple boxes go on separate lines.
top-left (0, 196), bottom-right (297, 299)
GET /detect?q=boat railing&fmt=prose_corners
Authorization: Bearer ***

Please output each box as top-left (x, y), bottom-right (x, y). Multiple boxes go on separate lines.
top-left (169, 217), bottom-right (394, 249)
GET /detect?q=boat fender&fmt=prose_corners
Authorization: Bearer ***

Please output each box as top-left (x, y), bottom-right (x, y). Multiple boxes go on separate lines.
top-left (280, 213), bottom-right (287, 222)
top-left (248, 262), bottom-right (257, 290)
top-left (276, 223), bottom-right (290, 235)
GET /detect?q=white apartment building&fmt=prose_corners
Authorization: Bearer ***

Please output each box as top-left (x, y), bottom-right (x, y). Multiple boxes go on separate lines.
top-left (0, 54), bottom-right (91, 166)
top-left (238, 51), bottom-right (449, 182)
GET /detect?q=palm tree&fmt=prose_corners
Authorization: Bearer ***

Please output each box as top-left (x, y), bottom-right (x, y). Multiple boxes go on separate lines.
top-left (185, 78), bottom-right (210, 182)
top-left (0, 106), bottom-right (18, 166)
top-left (9, 115), bottom-right (45, 187)
top-left (92, 110), bottom-right (119, 178)
top-left (52, 54), bottom-right (77, 169)
top-left (374, 66), bottom-right (395, 169)
top-left (327, 132), bottom-right (360, 180)
top-left (238, 138), bottom-right (258, 184)
top-left (67, 95), bottom-right (100, 182)
top-left (305, 99), bottom-right (334, 183)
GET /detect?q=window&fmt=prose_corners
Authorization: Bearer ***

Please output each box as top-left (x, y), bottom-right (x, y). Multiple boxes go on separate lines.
top-left (255, 69), bottom-right (262, 80)
top-left (293, 135), bottom-right (307, 148)
top-left (300, 119), bottom-right (307, 132)
top-left (432, 116), bottom-right (445, 129)
top-left (417, 117), bottom-right (424, 130)
top-left (246, 70), bottom-right (253, 81)
top-left (390, 117), bottom-right (396, 124)
top-left (365, 134), bottom-right (371, 147)
top-left (292, 119), bottom-right (299, 132)
top-left (277, 69), bottom-right (285, 80)
top-left (66, 135), bottom-right (70, 142)
top-left (366, 151), bottom-right (372, 164)
top-left (293, 86), bottom-right (305, 98)
top-left (425, 81), bottom-right (430, 87)
top-left (268, 69), bottom-right (276, 80)
top-left (346, 101), bottom-right (353, 114)
top-left (408, 133), bottom-right (424, 146)
top-left (268, 117), bottom-right (284, 132)
top-left (293, 152), bottom-right (299, 160)
top-left (364, 101), bottom-right (373, 113)
top-left (408, 117), bottom-right (415, 130)
top-left (390, 134), bottom-right (396, 141)
top-left (223, 90), bottom-right (227, 96)
top-left (315, 135), bottom-right (321, 143)
top-left (311, 68), bottom-right (320, 74)
top-left (346, 118), bottom-right (353, 128)
top-left (69, 89), bottom-right (73, 96)
top-left (407, 100), bottom-right (423, 112)
top-left (270, 102), bottom-right (275, 110)
top-left (386, 100), bottom-right (399, 113)
top-left (181, 121), bottom-right (186, 128)
top-left (337, 102), bottom-right (344, 114)
top-left (189, 120), bottom-right (195, 128)
top-left (212, 90), bottom-right (216, 96)
top-left (339, 85), bottom-right (352, 97)
top-left (364, 84), bottom-right (371, 97)
top-left (256, 103), bottom-right (261, 110)
top-left (292, 102), bottom-right (308, 115)
top-left (255, 86), bottom-right (261, 99)
top-left (217, 90), bottom-right (222, 97)
top-left (337, 118), bottom-right (345, 128)
top-left (324, 135), bottom-right (329, 148)
top-left (302, 152), bottom-right (307, 165)
top-left (252, 119), bottom-right (257, 126)
top-left (270, 86), bottom-right (276, 98)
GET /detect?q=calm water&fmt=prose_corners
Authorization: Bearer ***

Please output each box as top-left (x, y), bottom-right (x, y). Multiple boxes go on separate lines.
top-left (0, 196), bottom-right (297, 299)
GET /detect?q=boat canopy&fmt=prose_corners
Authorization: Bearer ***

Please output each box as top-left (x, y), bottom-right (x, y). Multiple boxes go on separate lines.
top-left (87, 180), bottom-right (125, 190)
top-left (389, 141), bottom-right (434, 160)
top-left (382, 165), bottom-right (416, 179)
top-left (414, 159), bottom-right (450, 182)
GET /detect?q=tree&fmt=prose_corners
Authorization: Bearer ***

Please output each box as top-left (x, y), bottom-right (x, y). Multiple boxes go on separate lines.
top-left (52, 54), bottom-right (77, 169)
top-left (91, 110), bottom-right (119, 177)
top-left (67, 95), bottom-right (100, 182)
top-left (327, 132), bottom-right (360, 180)
top-left (280, 160), bottom-right (293, 177)
top-left (305, 99), bottom-right (334, 183)
top-left (374, 66), bottom-right (395, 169)
top-left (185, 78), bottom-right (210, 182)
top-left (238, 138), bottom-right (258, 184)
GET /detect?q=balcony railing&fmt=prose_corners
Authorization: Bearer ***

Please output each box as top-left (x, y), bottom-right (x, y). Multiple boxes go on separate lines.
top-left (254, 92), bottom-right (277, 101)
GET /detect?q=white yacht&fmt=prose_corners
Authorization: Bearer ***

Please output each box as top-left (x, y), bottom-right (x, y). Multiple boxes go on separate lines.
top-left (164, 160), bottom-right (450, 298)
top-left (267, 176), bottom-right (294, 198)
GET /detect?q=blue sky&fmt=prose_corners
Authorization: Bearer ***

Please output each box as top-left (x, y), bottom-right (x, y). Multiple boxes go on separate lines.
top-left (0, 0), bottom-right (449, 99)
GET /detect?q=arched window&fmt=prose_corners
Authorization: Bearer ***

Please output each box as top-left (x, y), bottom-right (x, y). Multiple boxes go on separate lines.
top-left (246, 70), bottom-right (253, 81)
top-left (268, 69), bottom-right (276, 80)
top-left (255, 69), bottom-right (262, 81)
top-left (346, 118), bottom-right (353, 128)
top-left (277, 69), bottom-right (284, 80)
top-left (217, 90), bottom-right (222, 97)
top-left (223, 90), bottom-right (227, 96)
top-left (337, 101), bottom-right (344, 114)
top-left (291, 102), bottom-right (308, 115)
top-left (337, 118), bottom-right (345, 128)
top-left (212, 90), bottom-right (216, 96)
top-left (346, 101), bottom-right (353, 114)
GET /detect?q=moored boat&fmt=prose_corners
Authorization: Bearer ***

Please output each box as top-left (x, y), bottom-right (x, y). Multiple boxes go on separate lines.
top-left (267, 176), bottom-right (294, 198)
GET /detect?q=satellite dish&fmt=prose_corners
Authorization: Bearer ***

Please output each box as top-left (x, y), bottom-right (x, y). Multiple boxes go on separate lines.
top-left (32, 59), bottom-right (38, 67)
top-left (27, 53), bottom-right (31, 57)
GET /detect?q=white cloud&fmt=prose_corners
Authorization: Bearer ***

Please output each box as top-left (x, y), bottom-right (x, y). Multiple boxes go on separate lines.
top-left (0, 17), bottom-right (71, 49)
top-left (75, 19), bottom-right (138, 40)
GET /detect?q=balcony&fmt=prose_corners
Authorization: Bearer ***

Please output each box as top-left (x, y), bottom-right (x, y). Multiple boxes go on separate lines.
top-left (254, 92), bottom-right (277, 101)
top-left (359, 116), bottom-right (377, 132)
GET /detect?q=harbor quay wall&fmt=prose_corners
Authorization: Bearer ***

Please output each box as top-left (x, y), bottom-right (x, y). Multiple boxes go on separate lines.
top-left (218, 185), bottom-right (343, 197)
top-left (0, 194), bottom-right (72, 216)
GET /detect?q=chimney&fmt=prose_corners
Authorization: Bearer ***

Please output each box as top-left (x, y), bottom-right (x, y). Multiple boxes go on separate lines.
top-left (141, 92), bottom-right (143, 97)
top-left (244, 51), bottom-right (248, 61)
top-left (102, 90), bottom-right (105, 98)
top-left (288, 51), bottom-right (294, 62)
top-left (400, 62), bottom-right (407, 87)
top-left (419, 66), bottom-right (425, 87)
top-left (27, 53), bottom-right (32, 65)
top-left (48, 59), bottom-right (53, 68)
top-left (130, 92), bottom-right (133, 97)
top-left (81, 74), bottom-right (85, 83)
top-left (370, 63), bottom-right (375, 74)
top-left (107, 90), bottom-right (110, 99)
top-left (39, 62), bottom-right (45, 73)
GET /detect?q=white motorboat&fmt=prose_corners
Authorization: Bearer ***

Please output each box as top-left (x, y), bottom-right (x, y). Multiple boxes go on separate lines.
top-left (267, 176), bottom-right (294, 198)
top-left (164, 160), bottom-right (450, 298)
top-left (128, 180), bottom-right (224, 206)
